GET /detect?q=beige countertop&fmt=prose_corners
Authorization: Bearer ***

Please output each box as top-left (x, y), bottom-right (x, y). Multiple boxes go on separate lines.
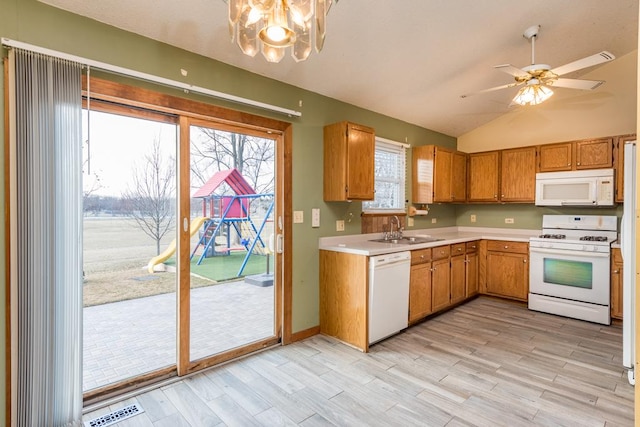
top-left (319, 226), bottom-right (540, 256)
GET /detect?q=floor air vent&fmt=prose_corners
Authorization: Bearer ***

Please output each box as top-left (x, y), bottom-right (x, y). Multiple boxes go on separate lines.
top-left (84, 403), bottom-right (144, 427)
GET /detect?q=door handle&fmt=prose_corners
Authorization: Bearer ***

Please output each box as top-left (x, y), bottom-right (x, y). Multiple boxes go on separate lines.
top-left (276, 234), bottom-right (284, 253)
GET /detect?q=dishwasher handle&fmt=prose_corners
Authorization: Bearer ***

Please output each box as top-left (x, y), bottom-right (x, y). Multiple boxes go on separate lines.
top-left (370, 251), bottom-right (411, 269)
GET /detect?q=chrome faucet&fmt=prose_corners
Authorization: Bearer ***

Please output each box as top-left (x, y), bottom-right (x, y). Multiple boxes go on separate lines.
top-left (390, 215), bottom-right (401, 239)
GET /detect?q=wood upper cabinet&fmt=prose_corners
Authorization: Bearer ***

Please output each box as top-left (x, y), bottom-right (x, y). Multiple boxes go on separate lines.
top-left (539, 142), bottom-right (573, 172)
top-left (485, 240), bottom-right (529, 301)
top-left (500, 147), bottom-right (537, 202)
top-left (323, 121), bottom-right (375, 201)
top-left (611, 248), bottom-right (623, 320)
top-left (412, 145), bottom-right (466, 203)
top-left (467, 151), bottom-right (499, 202)
top-left (575, 138), bottom-right (613, 169)
top-left (614, 134), bottom-right (637, 202)
top-left (539, 138), bottom-right (613, 173)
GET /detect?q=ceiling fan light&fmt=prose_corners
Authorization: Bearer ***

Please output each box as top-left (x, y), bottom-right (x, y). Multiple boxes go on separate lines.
top-left (513, 84), bottom-right (553, 106)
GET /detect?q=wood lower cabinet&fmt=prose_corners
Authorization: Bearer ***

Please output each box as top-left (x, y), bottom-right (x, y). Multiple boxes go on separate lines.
top-left (485, 241), bottom-right (529, 301)
top-left (431, 258), bottom-right (451, 312)
top-left (430, 245), bottom-right (451, 312)
top-left (450, 243), bottom-right (466, 304)
top-left (465, 242), bottom-right (479, 297)
top-left (319, 250), bottom-right (369, 351)
top-left (611, 248), bottom-right (623, 320)
top-left (409, 248), bottom-right (432, 323)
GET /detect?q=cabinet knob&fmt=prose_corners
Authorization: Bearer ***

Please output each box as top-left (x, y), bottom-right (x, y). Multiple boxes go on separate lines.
top-left (501, 194), bottom-right (505, 198)
top-left (577, 162), bottom-right (581, 166)
top-left (568, 163), bottom-right (571, 166)
top-left (430, 268), bottom-right (435, 272)
top-left (457, 247), bottom-right (462, 252)
top-left (494, 194), bottom-right (498, 198)
top-left (420, 255), bottom-right (425, 259)
top-left (614, 269), bottom-right (620, 274)
top-left (471, 245), bottom-right (476, 249)
top-left (523, 259), bottom-right (527, 263)
top-left (504, 245), bottom-right (509, 249)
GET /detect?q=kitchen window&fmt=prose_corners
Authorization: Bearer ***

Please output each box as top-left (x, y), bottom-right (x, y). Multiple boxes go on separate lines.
top-left (363, 138), bottom-right (408, 213)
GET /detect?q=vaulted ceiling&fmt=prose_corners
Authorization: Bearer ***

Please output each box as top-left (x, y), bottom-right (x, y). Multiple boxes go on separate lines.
top-left (40, 0), bottom-right (639, 137)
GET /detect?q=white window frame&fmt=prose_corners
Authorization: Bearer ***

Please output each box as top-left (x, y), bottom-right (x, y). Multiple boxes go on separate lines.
top-left (362, 137), bottom-right (409, 214)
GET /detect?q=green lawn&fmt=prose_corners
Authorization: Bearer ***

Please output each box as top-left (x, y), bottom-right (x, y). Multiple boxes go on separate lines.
top-left (165, 251), bottom-right (273, 282)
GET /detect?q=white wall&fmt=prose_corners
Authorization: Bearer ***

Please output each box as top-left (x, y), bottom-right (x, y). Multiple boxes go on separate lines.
top-left (458, 50), bottom-right (638, 153)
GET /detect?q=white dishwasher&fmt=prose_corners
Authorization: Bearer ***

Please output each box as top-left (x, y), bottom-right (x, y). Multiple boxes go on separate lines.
top-left (368, 251), bottom-right (411, 345)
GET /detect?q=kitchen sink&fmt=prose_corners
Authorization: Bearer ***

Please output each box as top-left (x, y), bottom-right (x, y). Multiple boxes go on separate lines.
top-left (369, 236), bottom-right (444, 245)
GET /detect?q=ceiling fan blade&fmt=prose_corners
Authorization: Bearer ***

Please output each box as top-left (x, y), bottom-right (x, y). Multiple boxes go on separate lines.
top-left (460, 82), bottom-right (522, 98)
top-left (550, 51), bottom-right (615, 76)
top-left (550, 78), bottom-right (605, 90)
top-left (494, 64), bottom-right (530, 79)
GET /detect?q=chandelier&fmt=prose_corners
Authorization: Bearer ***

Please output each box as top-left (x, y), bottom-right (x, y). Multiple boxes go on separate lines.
top-left (512, 79), bottom-right (554, 106)
top-left (227, 0), bottom-right (337, 63)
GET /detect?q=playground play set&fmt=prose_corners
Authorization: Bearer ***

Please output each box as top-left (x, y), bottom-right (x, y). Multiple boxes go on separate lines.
top-left (147, 169), bottom-right (274, 285)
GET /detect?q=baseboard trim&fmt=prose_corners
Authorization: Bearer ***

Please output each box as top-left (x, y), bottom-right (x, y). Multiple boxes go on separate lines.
top-left (289, 326), bottom-right (320, 343)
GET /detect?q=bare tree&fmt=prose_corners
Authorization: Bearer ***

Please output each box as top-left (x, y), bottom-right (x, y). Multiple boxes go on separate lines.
top-left (191, 129), bottom-right (274, 193)
top-left (122, 139), bottom-right (175, 255)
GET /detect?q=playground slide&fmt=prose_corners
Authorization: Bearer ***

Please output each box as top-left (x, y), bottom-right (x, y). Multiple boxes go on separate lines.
top-left (147, 216), bottom-right (208, 273)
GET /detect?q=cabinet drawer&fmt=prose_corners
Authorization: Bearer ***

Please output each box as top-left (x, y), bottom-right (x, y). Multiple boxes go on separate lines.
top-left (432, 245), bottom-right (450, 260)
top-left (465, 241), bottom-right (479, 253)
top-left (487, 240), bottom-right (528, 254)
top-left (451, 243), bottom-right (466, 256)
top-left (411, 248), bottom-right (432, 265)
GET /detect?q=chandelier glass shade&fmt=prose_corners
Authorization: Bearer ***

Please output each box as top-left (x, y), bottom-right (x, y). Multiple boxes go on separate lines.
top-left (227, 0), bottom-right (336, 63)
top-left (512, 79), bottom-right (554, 106)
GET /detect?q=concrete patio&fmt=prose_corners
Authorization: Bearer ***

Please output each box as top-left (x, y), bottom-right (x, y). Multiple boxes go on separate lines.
top-left (83, 279), bottom-right (275, 391)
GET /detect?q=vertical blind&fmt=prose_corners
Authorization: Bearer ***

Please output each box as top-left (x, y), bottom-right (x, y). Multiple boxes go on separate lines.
top-left (11, 48), bottom-right (83, 426)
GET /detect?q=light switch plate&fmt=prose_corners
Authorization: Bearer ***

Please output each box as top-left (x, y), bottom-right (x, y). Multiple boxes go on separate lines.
top-left (311, 208), bottom-right (320, 227)
top-left (407, 217), bottom-right (414, 227)
top-left (293, 210), bottom-right (304, 223)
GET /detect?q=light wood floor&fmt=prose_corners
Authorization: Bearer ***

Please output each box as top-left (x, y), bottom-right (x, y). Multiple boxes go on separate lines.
top-left (83, 297), bottom-right (635, 426)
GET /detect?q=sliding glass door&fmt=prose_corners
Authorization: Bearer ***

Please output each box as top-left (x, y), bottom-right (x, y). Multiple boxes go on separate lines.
top-left (180, 118), bottom-right (279, 371)
top-left (82, 108), bottom-right (178, 392)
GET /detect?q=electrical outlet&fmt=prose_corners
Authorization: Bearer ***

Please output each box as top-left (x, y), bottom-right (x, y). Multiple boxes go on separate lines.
top-left (407, 217), bottom-right (414, 227)
top-left (505, 218), bottom-right (514, 224)
top-left (311, 208), bottom-right (320, 228)
top-left (431, 218), bottom-right (437, 224)
top-left (336, 220), bottom-right (345, 231)
top-left (293, 210), bottom-right (304, 223)
top-left (470, 214), bottom-right (476, 223)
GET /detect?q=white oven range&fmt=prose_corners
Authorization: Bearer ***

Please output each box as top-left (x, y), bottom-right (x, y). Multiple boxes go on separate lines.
top-left (528, 215), bottom-right (617, 325)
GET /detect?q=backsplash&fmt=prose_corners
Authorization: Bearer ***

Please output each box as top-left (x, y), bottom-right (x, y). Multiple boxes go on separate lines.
top-left (361, 214), bottom-right (406, 234)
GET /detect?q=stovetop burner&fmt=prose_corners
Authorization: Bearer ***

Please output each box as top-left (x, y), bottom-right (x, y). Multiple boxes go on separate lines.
top-left (538, 234), bottom-right (566, 239)
top-left (579, 236), bottom-right (609, 242)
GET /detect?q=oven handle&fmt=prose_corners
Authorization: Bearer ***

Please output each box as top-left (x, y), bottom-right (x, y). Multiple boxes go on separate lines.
top-left (529, 247), bottom-right (610, 258)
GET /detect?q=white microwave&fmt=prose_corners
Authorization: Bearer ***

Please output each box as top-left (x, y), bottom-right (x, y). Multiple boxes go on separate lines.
top-left (535, 168), bottom-right (615, 207)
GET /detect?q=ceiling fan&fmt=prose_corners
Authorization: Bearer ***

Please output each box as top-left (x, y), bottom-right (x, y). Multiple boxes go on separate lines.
top-left (461, 25), bottom-right (615, 105)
